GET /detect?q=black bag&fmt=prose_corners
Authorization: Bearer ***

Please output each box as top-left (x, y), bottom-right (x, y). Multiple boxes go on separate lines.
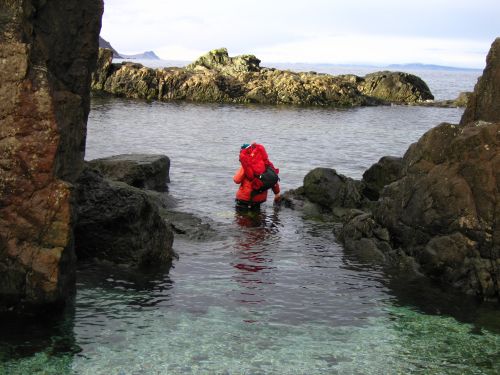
top-left (254, 166), bottom-right (280, 194)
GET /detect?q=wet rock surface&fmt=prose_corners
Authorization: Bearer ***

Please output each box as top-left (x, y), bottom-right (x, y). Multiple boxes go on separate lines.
top-left (74, 167), bottom-right (175, 267)
top-left (92, 48), bottom-right (434, 107)
top-left (0, 0), bottom-right (103, 313)
top-left (88, 154), bottom-right (170, 191)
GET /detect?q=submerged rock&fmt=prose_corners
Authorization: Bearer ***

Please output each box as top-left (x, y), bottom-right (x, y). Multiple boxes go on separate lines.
top-left (0, 0), bottom-right (103, 313)
top-left (74, 167), bottom-right (175, 267)
top-left (92, 48), bottom-right (434, 107)
top-left (88, 154), bottom-right (170, 191)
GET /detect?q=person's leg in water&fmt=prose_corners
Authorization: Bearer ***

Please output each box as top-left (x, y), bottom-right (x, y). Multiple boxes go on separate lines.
top-left (235, 199), bottom-right (261, 212)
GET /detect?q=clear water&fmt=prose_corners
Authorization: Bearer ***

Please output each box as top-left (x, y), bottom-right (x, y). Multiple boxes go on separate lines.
top-left (2, 69), bottom-right (499, 374)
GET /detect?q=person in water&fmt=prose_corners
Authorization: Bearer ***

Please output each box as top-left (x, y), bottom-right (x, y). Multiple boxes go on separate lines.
top-left (233, 142), bottom-right (281, 210)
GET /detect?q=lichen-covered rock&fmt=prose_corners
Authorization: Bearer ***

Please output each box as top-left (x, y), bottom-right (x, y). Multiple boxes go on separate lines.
top-left (88, 154), bottom-right (170, 191)
top-left (460, 38), bottom-right (500, 125)
top-left (92, 48), bottom-right (434, 107)
top-left (74, 167), bottom-right (174, 267)
top-left (186, 47), bottom-right (261, 74)
top-left (91, 47), bottom-right (113, 91)
top-left (0, 0), bottom-right (103, 312)
top-left (360, 71), bottom-right (434, 103)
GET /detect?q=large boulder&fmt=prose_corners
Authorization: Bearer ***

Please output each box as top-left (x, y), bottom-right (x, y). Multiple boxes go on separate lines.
top-left (360, 71), bottom-right (434, 103)
top-left (303, 168), bottom-right (363, 211)
top-left (0, 0), bottom-right (103, 312)
top-left (74, 167), bottom-right (174, 267)
top-left (88, 154), bottom-right (170, 191)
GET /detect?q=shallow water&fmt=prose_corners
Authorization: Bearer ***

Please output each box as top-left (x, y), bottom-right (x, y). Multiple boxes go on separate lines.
top-left (2, 69), bottom-right (499, 374)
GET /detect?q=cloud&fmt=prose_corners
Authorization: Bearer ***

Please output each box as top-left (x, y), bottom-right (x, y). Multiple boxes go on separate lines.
top-left (252, 35), bottom-right (489, 68)
top-left (101, 0), bottom-right (498, 67)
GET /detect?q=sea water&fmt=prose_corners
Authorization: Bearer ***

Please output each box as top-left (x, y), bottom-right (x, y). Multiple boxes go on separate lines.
top-left (1, 67), bottom-right (499, 375)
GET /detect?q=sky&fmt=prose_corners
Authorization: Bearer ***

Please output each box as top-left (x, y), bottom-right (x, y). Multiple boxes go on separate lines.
top-left (100, 0), bottom-right (499, 68)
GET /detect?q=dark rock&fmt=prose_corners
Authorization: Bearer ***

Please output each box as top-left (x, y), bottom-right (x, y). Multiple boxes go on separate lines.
top-left (88, 154), bottom-right (170, 191)
top-left (362, 156), bottom-right (403, 200)
top-left (360, 71), bottom-right (434, 103)
top-left (303, 168), bottom-right (362, 212)
top-left (74, 167), bottom-right (174, 267)
top-left (336, 213), bottom-right (391, 264)
top-left (160, 210), bottom-right (218, 241)
top-left (374, 121), bottom-right (500, 299)
top-left (461, 38), bottom-right (500, 125)
top-left (0, 0), bottom-right (103, 313)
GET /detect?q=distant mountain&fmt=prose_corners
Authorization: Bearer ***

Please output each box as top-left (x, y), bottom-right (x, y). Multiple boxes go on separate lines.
top-left (98, 36), bottom-right (122, 58)
top-left (119, 51), bottom-right (160, 60)
top-left (386, 63), bottom-right (481, 71)
top-left (98, 36), bottom-right (160, 60)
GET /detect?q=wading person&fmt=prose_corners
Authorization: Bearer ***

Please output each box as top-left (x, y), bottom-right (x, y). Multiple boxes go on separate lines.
top-left (233, 142), bottom-right (281, 210)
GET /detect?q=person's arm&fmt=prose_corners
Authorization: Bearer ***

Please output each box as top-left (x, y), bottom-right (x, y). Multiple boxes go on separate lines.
top-left (233, 166), bottom-right (245, 184)
top-left (272, 182), bottom-right (281, 201)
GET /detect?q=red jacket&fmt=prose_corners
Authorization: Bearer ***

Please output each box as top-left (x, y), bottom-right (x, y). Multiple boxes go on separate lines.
top-left (234, 143), bottom-right (280, 202)
top-left (233, 167), bottom-right (280, 202)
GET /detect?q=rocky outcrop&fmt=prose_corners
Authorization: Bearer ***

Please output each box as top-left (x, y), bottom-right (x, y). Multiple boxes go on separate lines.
top-left (360, 71), bottom-right (434, 103)
top-left (92, 48), bottom-right (434, 107)
top-left (460, 38), bottom-right (500, 125)
top-left (0, 0), bottom-right (103, 312)
top-left (374, 121), bottom-right (499, 297)
top-left (74, 167), bottom-right (174, 267)
top-left (418, 91), bottom-right (471, 108)
top-left (88, 154), bottom-right (170, 191)
top-left (291, 38), bottom-right (500, 300)
top-left (186, 48), bottom-right (261, 74)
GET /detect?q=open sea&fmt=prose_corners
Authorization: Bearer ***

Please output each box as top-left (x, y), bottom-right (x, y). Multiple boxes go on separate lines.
top-left (2, 64), bottom-right (499, 375)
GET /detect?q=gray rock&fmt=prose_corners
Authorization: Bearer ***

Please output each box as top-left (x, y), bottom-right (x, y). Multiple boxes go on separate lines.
top-left (88, 154), bottom-right (170, 191)
top-left (303, 168), bottom-right (362, 211)
top-left (74, 167), bottom-right (175, 267)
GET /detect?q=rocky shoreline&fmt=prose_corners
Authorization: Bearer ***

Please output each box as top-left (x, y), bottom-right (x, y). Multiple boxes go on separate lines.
top-left (284, 38), bottom-right (500, 301)
top-left (91, 47), bottom-right (436, 107)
